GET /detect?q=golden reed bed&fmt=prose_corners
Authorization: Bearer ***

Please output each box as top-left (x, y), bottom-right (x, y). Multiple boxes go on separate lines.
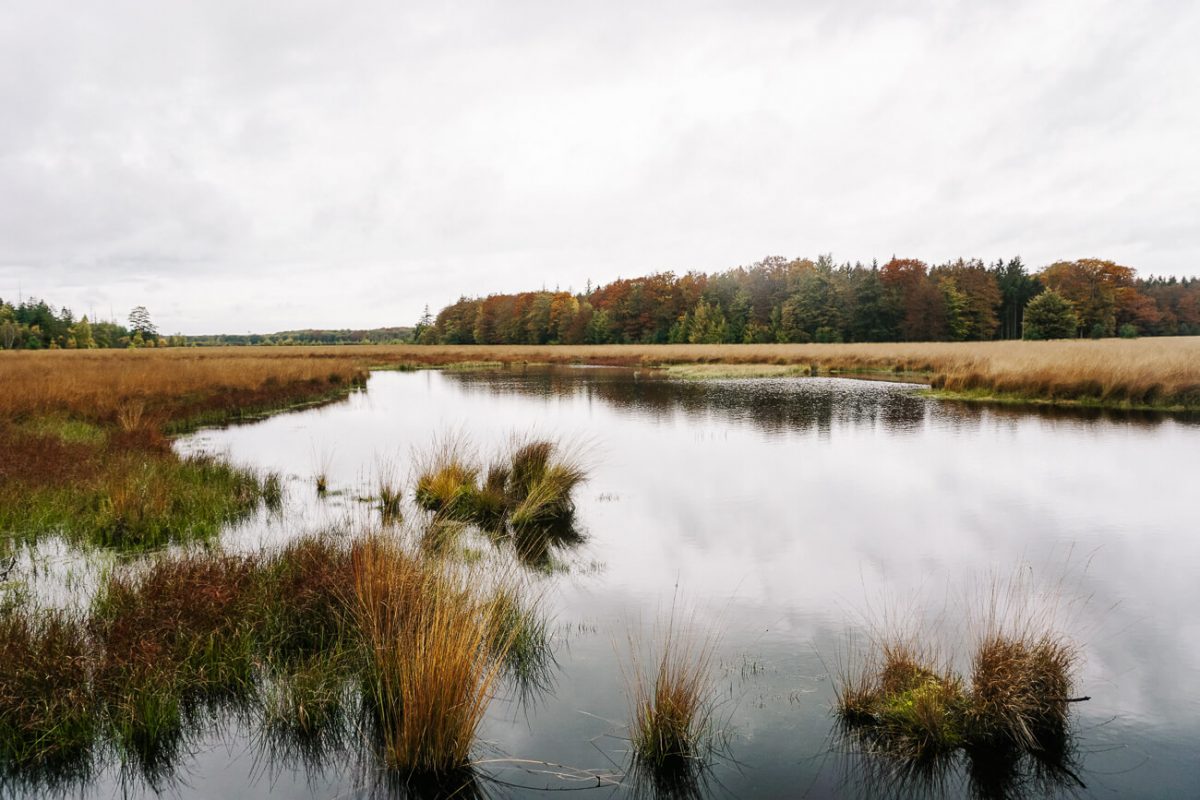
top-left (2, 337), bottom-right (1199, 418)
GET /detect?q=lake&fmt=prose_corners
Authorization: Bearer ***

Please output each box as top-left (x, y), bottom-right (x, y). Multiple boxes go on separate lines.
top-left (50, 365), bottom-right (1200, 798)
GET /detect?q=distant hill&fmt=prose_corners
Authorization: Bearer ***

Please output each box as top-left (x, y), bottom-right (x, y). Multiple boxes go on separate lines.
top-left (186, 327), bottom-right (414, 346)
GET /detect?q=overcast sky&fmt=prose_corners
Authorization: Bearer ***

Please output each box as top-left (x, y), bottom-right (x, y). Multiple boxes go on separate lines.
top-left (1, 0), bottom-right (1197, 334)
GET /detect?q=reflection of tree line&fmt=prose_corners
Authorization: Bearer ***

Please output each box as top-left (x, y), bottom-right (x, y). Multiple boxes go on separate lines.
top-left (444, 366), bottom-right (1189, 432)
top-left (444, 367), bottom-right (932, 435)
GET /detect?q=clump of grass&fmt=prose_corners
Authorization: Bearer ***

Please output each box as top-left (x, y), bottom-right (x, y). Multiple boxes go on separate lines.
top-left (413, 438), bottom-right (479, 518)
top-left (259, 535), bottom-right (355, 664)
top-left (411, 435), bottom-right (588, 565)
top-left (375, 459), bottom-right (404, 526)
top-left (968, 634), bottom-right (1078, 751)
top-left (312, 446), bottom-right (334, 496)
top-left (625, 610), bottom-right (718, 773)
top-left (379, 486), bottom-right (403, 526)
top-left (836, 641), bottom-right (967, 758)
top-left (351, 536), bottom-right (514, 775)
top-left (468, 462), bottom-right (511, 531)
top-left (263, 471), bottom-right (284, 513)
top-left (90, 551), bottom-right (262, 761)
top-left (0, 606), bottom-right (97, 773)
top-left (835, 575), bottom-right (1084, 769)
top-left (504, 438), bottom-right (586, 533)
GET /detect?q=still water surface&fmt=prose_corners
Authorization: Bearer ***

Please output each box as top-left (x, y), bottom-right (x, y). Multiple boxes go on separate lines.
top-left (79, 367), bottom-right (1200, 797)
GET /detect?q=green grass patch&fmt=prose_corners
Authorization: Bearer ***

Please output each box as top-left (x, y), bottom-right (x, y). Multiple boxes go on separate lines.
top-left (0, 454), bottom-right (266, 550)
top-left (924, 387), bottom-right (1200, 413)
top-left (15, 417), bottom-right (108, 447)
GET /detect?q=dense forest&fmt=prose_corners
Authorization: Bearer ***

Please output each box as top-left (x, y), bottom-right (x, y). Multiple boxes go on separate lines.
top-left (416, 257), bottom-right (1200, 345)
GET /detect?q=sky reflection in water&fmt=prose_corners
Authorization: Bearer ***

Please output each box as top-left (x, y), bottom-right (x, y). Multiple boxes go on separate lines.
top-left (68, 366), bottom-right (1199, 798)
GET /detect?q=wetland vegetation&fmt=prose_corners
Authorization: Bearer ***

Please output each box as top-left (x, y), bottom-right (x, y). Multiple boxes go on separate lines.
top-left (0, 351), bottom-right (1193, 797)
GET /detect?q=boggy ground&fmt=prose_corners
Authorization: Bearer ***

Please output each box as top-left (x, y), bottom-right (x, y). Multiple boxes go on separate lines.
top-left (0, 350), bottom-right (368, 550)
top-left (0, 529), bottom-right (552, 793)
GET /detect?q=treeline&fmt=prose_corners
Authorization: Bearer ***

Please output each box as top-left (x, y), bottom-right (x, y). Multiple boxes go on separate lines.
top-left (416, 256), bottom-right (1200, 345)
top-left (0, 296), bottom-right (416, 350)
top-left (0, 299), bottom-right (177, 350)
top-left (186, 328), bottom-right (414, 347)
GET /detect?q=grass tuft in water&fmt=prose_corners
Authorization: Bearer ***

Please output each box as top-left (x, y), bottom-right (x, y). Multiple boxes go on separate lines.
top-left (835, 575), bottom-right (1083, 768)
top-left (352, 536), bottom-right (514, 775)
top-left (0, 606), bottom-right (97, 774)
top-left (625, 608), bottom-right (718, 774)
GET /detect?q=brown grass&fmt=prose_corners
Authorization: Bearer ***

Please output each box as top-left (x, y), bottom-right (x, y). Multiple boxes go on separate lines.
top-left (625, 610), bottom-right (717, 771)
top-left (0, 347), bottom-right (367, 427)
top-left (351, 536), bottom-right (513, 775)
top-left (3, 339), bottom-right (1199, 423)
top-left (836, 574), bottom-right (1082, 764)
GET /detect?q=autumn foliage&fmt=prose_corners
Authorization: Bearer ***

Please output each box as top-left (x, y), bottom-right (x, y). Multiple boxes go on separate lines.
top-left (418, 256), bottom-right (1200, 346)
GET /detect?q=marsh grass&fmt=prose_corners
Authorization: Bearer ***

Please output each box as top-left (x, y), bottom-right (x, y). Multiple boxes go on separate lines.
top-left (312, 446), bottom-right (335, 496)
top-left (351, 536), bottom-right (516, 775)
top-left (262, 472), bottom-right (284, 513)
top-left (624, 608), bottom-right (719, 776)
top-left (835, 572), bottom-right (1083, 772)
top-left (0, 446), bottom-right (268, 550)
top-left (0, 606), bottom-right (96, 773)
top-left (835, 640), bottom-right (968, 759)
top-left (413, 435), bottom-right (588, 567)
top-left (487, 587), bottom-right (556, 696)
top-left (0, 527), bottom-right (547, 788)
top-left (375, 458), bottom-right (404, 526)
top-left (2, 341), bottom-right (1197, 424)
top-left (91, 553), bottom-right (262, 719)
top-left (413, 437), bottom-right (480, 518)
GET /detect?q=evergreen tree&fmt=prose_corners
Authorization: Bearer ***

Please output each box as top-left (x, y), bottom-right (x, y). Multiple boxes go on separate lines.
top-left (1022, 290), bottom-right (1079, 340)
top-left (128, 306), bottom-right (157, 339)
